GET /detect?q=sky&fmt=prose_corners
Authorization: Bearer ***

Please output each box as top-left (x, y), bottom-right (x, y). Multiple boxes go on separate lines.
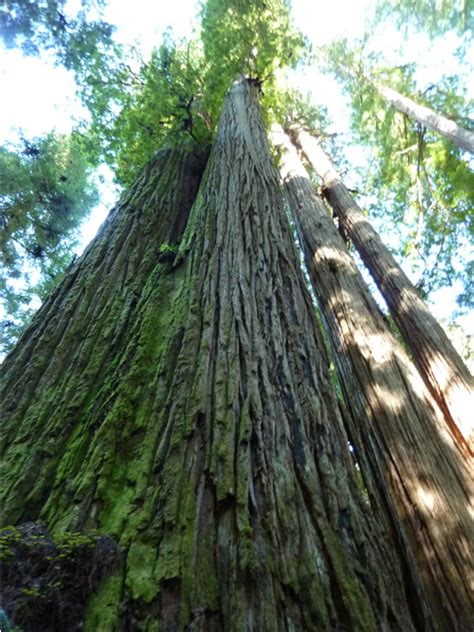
top-left (0, 0), bottom-right (378, 248)
top-left (0, 0), bottom-right (382, 145)
top-left (1, 0), bottom-right (472, 333)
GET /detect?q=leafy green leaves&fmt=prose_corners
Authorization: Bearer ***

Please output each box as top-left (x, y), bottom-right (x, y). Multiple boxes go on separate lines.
top-left (375, 0), bottom-right (474, 38)
top-left (201, 0), bottom-right (307, 88)
top-left (0, 0), bottom-right (117, 75)
top-left (1, 131), bottom-right (98, 350)
top-left (106, 36), bottom-right (211, 186)
top-left (1, 522), bottom-right (120, 631)
top-left (319, 38), bottom-right (473, 307)
top-left (84, 1), bottom-right (309, 186)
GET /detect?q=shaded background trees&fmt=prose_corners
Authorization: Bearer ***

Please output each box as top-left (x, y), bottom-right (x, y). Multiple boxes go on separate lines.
top-left (1, 0), bottom-right (472, 354)
top-left (1, 132), bottom-right (99, 348)
top-left (320, 38), bottom-right (473, 308)
top-left (1, 2), bottom-right (473, 626)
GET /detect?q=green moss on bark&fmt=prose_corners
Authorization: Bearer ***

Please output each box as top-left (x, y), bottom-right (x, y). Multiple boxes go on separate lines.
top-left (1, 87), bottom-right (433, 630)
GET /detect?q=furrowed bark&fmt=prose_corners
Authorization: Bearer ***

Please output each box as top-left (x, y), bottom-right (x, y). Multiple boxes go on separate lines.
top-left (295, 128), bottom-right (474, 456)
top-left (1, 146), bottom-right (208, 627)
top-left (376, 83), bottom-right (474, 154)
top-left (2, 80), bottom-right (436, 630)
top-left (273, 126), bottom-right (474, 630)
top-left (2, 146), bottom-right (208, 519)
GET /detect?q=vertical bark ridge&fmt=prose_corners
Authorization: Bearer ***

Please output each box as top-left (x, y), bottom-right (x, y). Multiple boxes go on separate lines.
top-left (273, 126), bottom-right (473, 629)
top-left (295, 128), bottom-right (474, 456)
top-left (139, 79), bottom-right (423, 630)
top-left (2, 83), bottom-right (443, 630)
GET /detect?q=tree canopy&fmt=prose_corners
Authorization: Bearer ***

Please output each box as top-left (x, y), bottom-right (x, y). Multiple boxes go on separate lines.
top-left (0, 0), bottom-right (116, 72)
top-left (1, 132), bottom-right (99, 349)
top-left (82, 0), bottom-right (309, 186)
top-left (320, 39), bottom-right (473, 303)
top-left (375, 0), bottom-right (474, 38)
top-left (1, 0), bottom-right (472, 355)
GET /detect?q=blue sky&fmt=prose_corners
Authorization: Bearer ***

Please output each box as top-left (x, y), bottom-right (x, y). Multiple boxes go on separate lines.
top-left (1, 0), bottom-right (472, 335)
top-left (0, 0), bottom-right (378, 247)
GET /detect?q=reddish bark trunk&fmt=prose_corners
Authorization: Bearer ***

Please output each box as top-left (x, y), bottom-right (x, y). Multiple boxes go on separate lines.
top-left (1, 81), bottom-right (440, 631)
top-left (273, 126), bottom-right (474, 629)
top-left (295, 128), bottom-right (474, 457)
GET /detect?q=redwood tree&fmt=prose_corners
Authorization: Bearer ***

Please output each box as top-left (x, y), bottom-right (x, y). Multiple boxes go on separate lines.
top-left (2, 79), bottom-right (441, 631)
top-left (295, 128), bottom-right (474, 455)
top-left (320, 38), bottom-right (473, 305)
top-left (273, 126), bottom-right (473, 629)
top-left (2, 0), bottom-right (473, 627)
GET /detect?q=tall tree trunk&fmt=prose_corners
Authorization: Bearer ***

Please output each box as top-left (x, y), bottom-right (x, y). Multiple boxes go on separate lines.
top-left (374, 83), bottom-right (474, 154)
top-left (295, 128), bottom-right (474, 456)
top-left (2, 146), bottom-right (208, 523)
top-left (272, 125), bottom-right (474, 630)
top-left (3, 80), bottom-right (436, 631)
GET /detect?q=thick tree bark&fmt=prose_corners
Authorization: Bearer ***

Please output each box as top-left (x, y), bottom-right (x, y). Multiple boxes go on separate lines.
top-left (375, 83), bottom-right (474, 154)
top-left (273, 126), bottom-right (474, 630)
top-left (2, 81), bottom-right (438, 630)
top-left (295, 129), bottom-right (474, 456)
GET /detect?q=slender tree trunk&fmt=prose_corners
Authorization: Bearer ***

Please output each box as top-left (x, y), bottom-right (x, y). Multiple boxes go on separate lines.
top-left (272, 125), bottom-right (474, 630)
top-left (295, 128), bottom-right (474, 456)
top-left (2, 80), bottom-right (439, 631)
top-left (375, 83), bottom-right (474, 154)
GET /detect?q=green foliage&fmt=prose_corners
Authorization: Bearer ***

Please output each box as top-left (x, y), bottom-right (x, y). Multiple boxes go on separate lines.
top-left (101, 35), bottom-right (211, 186)
top-left (1, 0), bottom-right (77, 54)
top-left (270, 86), bottom-right (332, 134)
top-left (354, 72), bottom-right (473, 301)
top-left (84, 1), bottom-right (309, 187)
top-left (320, 39), bottom-right (474, 307)
top-left (159, 242), bottom-right (176, 253)
top-left (200, 0), bottom-right (308, 101)
top-left (1, 3), bottom-right (120, 352)
top-left (1, 131), bottom-right (98, 351)
top-left (0, 0), bottom-right (117, 75)
top-left (200, 0), bottom-right (311, 140)
top-left (375, 0), bottom-right (474, 38)
top-left (158, 241), bottom-right (179, 264)
top-left (1, 522), bottom-right (120, 631)
top-left (456, 260), bottom-right (474, 309)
